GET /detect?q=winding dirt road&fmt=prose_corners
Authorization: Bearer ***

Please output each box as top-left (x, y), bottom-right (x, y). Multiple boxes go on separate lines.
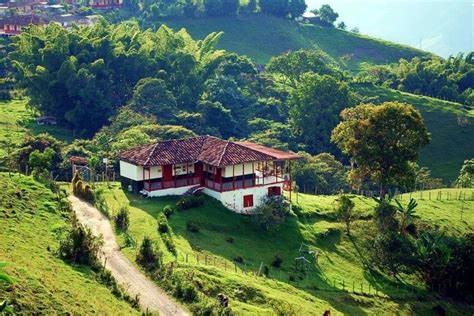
top-left (69, 196), bottom-right (189, 316)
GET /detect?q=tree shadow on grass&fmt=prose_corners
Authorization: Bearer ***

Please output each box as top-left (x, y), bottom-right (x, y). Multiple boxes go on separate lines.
top-left (125, 192), bottom-right (372, 315)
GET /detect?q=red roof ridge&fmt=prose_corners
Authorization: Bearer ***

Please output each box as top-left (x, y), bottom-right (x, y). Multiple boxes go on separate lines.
top-left (216, 140), bottom-right (230, 167)
top-left (144, 142), bottom-right (160, 166)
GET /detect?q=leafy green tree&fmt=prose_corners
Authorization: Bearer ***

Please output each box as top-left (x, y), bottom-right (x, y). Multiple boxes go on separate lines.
top-left (335, 195), bottom-right (355, 235)
top-left (29, 148), bottom-right (55, 173)
top-left (337, 21), bottom-right (346, 30)
top-left (288, 0), bottom-right (306, 18)
top-left (311, 4), bottom-right (338, 26)
top-left (317, 4), bottom-right (338, 25)
top-left (253, 196), bottom-right (290, 231)
top-left (267, 49), bottom-right (341, 87)
top-left (15, 133), bottom-right (64, 175)
top-left (456, 158), bottom-right (474, 188)
top-left (293, 152), bottom-right (348, 194)
top-left (259, 0), bottom-right (289, 17)
top-left (131, 77), bottom-right (177, 123)
top-left (203, 0), bottom-right (238, 16)
top-left (289, 73), bottom-right (350, 153)
top-left (331, 102), bottom-right (431, 198)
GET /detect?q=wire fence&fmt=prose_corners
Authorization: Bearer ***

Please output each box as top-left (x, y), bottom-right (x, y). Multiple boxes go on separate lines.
top-left (164, 250), bottom-right (427, 300)
top-left (355, 189), bottom-right (474, 201)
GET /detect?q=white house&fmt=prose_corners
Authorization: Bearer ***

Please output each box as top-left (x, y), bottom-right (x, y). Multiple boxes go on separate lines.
top-left (117, 136), bottom-right (300, 214)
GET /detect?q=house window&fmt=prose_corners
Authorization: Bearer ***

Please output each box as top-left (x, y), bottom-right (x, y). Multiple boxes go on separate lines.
top-left (243, 194), bottom-right (254, 208)
top-left (268, 186), bottom-right (281, 196)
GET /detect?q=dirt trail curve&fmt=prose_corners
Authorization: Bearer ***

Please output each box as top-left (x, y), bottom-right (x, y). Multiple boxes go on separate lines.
top-left (69, 195), bottom-right (189, 316)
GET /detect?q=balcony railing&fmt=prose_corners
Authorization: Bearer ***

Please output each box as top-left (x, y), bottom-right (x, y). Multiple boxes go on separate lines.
top-left (144, 177), bottom-right (200, 192)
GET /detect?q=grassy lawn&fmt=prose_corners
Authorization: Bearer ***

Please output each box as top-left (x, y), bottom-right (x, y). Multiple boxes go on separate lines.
top-left (99, 182), bottom-right (474, 314)
top-left (0, 174), bottom-right (139, 314)
top-left (161, 15), bottom-right (429, 70)
top-left (0, 99), bottom-right (73, 155)
top-left (354, 84), bottom-right (474, 182)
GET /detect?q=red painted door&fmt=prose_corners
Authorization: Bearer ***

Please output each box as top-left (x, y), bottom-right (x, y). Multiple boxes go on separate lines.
top-left (268, 186), bottom-right (281, 196)
top-left (215, 168), bottom-right (222, 183)
top-left (195, 162), bottom-right (204, 186)
top-left (163, 164), bottom-right (173, 181)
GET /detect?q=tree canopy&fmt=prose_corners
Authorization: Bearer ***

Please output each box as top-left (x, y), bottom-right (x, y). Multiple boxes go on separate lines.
top-left (331, 102), bottom-right (431, 197)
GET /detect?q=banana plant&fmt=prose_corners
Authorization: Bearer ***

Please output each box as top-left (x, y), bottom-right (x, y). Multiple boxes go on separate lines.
top-left (395, 198), bottom-right (419, 235)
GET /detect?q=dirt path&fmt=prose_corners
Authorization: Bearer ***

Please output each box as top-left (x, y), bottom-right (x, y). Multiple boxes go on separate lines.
top-left (69, 196), bottom-right (189, 316)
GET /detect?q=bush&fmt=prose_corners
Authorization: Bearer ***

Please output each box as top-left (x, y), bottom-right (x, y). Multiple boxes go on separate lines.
top-left (58, 215), bottom-right (103, 267)
top-left (176, 196), bottom-right (204, 211)
top-left (136, 236), bottom-right (162, 271)
top-left (157, 213), bottom-right (170, 234)
top-left (253, 196), bottom-right (290, 231)
top-left (186, 222), bottom-right (200, 233)
top-left (163, 205), bottom-right (174, 218)
top-left (226, 237), bottom-right (234, 243)
top-left (233, 256), bottom-right (243, 263)
top-left (271, 255), bottom-right (283, 268)
top-left (162, 234), bottom-right (176, 255)
top-left (114, 206), bottom-right (130, 232)
top-left (262, 265), bottom-right (269, 277)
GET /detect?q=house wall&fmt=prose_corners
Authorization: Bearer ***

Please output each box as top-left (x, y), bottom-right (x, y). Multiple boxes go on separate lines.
top-left (119, 161), bottom-right (143, 181)
top-left (222, 163), bottom-right (255, 177)
top-left (148, 166), bottom-right (162, 179)
top-left (203, 182), bottom-right (284, 214)
top-left (173, 162), bottom-right (194, 176)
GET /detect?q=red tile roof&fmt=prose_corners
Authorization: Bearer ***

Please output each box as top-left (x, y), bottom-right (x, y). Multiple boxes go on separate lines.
top-left (118, 136), bottom-right (299, 167)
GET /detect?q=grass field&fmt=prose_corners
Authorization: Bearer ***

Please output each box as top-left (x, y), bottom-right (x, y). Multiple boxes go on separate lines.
top-left (0, 99), bottom-right (73, 155)
top-left (354, 83), bottom-right (474, 182)
top-left (0, 174), bottom-right (139, 314)
top-left (99, 183), bottom-right (474, 314)
top-left (161, 15), bottom-right (430, 70)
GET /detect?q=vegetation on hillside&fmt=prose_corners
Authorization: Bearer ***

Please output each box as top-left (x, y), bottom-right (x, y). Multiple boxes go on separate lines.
top-left (0, 173), bottom-right (139, 314)
top-left (98, 183), bottom-right (474, 314)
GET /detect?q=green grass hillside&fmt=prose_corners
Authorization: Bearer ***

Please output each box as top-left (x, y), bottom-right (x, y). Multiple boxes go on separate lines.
top-left (0, 99), bottom-right (73, 156)
top-left (0, 174), bottom-right (139, 314)
top-left (161, 15), bottom-right (430, 70)
top-left (354, 83), bottom-right (474, 182)
top-left (100, 183), bottom-right (474, 315)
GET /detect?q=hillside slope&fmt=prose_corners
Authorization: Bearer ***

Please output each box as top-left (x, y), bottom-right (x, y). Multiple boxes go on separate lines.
top-left (354, 83), bottom-right (474, 182)
top-left (161, 15), bottom-right (431, 70)
top-left (0, 174), bottom-right (139, 314)
top-left (100, 183), bottom-right (474, 315)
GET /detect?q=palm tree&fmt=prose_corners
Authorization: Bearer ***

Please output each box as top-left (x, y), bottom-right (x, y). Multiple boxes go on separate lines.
top-left (395, 198), bottom-right (418, 235)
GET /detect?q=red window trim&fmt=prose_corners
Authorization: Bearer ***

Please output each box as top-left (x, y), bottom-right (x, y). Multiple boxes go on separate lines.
top-left (243, 194), bottom-right (254, 208)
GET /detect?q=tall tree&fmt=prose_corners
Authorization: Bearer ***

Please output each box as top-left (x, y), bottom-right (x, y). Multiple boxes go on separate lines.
top-left (313, 4), bottom-right (339, 26)
top-left (331, 102), bottom-right (431, 198)
top-left (289, 73), bottom-right (350, 154)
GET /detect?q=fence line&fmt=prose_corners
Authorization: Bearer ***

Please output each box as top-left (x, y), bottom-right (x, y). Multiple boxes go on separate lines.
top-left (168, 250), bottom-right (426, 300)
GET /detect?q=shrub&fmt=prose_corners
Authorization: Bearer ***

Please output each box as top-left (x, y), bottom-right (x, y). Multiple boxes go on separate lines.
top-left (262, 265), bottom-right (269, 277)
top-left (157, 213), bottom-right (170, 234)
top-left (186, 222), bottom-right (200, 233)
top-left (136, 236), bottom-right (162, 271)
top-left (271, 255), bottom-right (283, 268)
top-left (174, 282), bottom-right (198, 303)
top-left (162, 234), bottom-right (176, 255)
top-left (58, 215), bottom-right (103, 267)
top-left (114, 206), bottom-right (130, 232)
top-left (163, 205), bottom-right (174, 218)
top-left (233, 256), bottom-right (243, 263)
top-left (226, 237), bottom-right (234, 243)
top-left (253, 196), bottom-right (290, 231)
top-left (176, 196), bottom-right (204, 211)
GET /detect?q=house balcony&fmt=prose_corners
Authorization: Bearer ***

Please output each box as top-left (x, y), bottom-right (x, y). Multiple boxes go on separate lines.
top-left (143, 176), bottom-right (200, 192)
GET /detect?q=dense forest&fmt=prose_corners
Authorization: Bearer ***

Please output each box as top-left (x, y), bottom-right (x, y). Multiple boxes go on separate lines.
top-left (6, 17), bottom-right (473, 192)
